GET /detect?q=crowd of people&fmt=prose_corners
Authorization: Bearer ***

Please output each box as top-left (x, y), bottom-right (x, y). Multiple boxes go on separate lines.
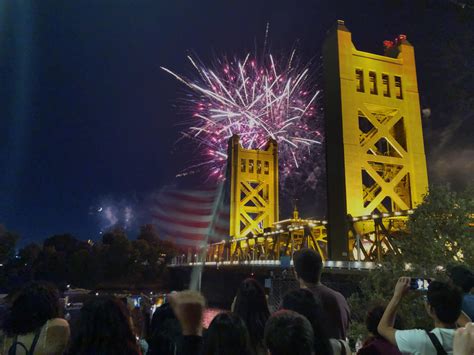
top-left (0, 248), bottom-right (474, 355)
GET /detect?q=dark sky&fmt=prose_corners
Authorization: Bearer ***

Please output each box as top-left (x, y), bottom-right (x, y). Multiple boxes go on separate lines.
top-left (1, 0), bottom-right (473, 245)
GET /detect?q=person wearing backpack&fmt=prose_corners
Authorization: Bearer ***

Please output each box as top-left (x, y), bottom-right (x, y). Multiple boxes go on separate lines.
top-left (378, 277), bottom-right (462, 355)
top-left (1, 282), bottom-right (70, 355)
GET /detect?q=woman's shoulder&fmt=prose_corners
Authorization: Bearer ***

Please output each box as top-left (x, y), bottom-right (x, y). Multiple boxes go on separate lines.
top-left (330, 338), bottom-right (351, 355)
top-left (46, 318), bottom-right (70, 329)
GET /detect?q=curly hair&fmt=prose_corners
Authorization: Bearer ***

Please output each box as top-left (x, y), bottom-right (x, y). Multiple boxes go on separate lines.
top-left (68, 296), bottom-right (140, 355)
top-left (264, 310), bottom-right (314, 355)
top-left (2, 281), bottom-right (60, 336)
top-left (202, 312), bottom-right (253, 355)
top-left (281, 288), bottom-right (333, 355)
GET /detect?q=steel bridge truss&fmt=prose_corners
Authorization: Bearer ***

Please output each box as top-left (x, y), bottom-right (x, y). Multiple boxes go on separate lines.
top-left (204, 209), bottom-right (414, 263)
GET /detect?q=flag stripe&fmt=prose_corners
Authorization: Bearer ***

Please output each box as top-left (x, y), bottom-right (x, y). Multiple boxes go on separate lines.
top-left (151, 185), bottom-right (229, 247)
top-left (161, 191), bottom-right (216, 204)
top-left (151, 212), bottom-right (211, 229)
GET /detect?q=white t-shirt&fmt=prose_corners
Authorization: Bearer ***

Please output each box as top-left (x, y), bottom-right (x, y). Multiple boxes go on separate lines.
top-left (395, 328), bottom-right (455, 355)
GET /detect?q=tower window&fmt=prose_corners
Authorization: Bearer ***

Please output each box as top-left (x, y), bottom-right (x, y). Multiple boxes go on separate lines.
top-left (264, 161), bottom-right (269, 174)
top-left (355, 69), bottom-right (364, 92)
top-left (369, 71), bottom-right (377, 95)
top-left (249, 160), bottom-right (254, 173)
top-left (382, 74), bottom-right (390, 97)
top-left (395, 76), bottom-right (403, 99)
top-left (257, 160), bottom-right (262, 174)
top-left (241, 159), bottom-right (246, 172)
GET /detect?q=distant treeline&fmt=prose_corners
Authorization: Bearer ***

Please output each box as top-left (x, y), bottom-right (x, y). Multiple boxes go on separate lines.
top-left (0, 224), bottom-right (179, 292)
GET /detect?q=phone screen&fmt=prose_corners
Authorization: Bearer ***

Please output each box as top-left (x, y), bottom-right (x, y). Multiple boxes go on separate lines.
top-left (410, 278), bottom-right (431, 291)
top-left (133, 297), bottom-right (141, 307)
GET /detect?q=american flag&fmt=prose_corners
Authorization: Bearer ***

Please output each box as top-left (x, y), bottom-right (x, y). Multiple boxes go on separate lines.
top-left (150, 184), bottom-right (230, 247)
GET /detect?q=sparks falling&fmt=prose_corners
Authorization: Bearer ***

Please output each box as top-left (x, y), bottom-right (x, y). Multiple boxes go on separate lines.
top-left (162, 51), bottom-right (323, 185)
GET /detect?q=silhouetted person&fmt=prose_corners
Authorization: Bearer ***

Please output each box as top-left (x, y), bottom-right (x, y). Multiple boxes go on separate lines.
top-left (202, 312), bottom-right (253, 355)
top-left (449, 265), bottom-right (474, 321)
top-left (293, 248), bottom-right (350, 339)
top-left (68, 296), bottom-right (140, 355)
top-left (281, 288), bottom-right (336, 354)
top-left (264, 310), bottom-right (315, 355)
top-left (378, 278), bottom-right (462, 354)
top-left (1, 282), bottom-right (70, 355)
top-left (357, 305), bottom-right (402, 355)
top-left (148, 302), bottom-right (182, 355)
top-left (232, 278), bottom-right (270, 355)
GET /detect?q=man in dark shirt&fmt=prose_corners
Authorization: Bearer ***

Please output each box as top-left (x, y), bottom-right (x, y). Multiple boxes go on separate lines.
top-left (293, 248), bottom-right (350, 339)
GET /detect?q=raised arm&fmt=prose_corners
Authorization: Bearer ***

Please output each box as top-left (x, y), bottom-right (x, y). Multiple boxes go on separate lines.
top-left (377, 277), bottom-right (410, 345)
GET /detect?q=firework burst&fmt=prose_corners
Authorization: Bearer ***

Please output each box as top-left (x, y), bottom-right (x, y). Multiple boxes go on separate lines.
top-left (162, 51), bottom-right (323, 187)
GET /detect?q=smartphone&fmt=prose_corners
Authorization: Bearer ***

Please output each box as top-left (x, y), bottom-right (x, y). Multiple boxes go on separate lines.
top-left (410, 278), bottom-right (431, 291)
top-left (134, 297), bottom-right (142, 307)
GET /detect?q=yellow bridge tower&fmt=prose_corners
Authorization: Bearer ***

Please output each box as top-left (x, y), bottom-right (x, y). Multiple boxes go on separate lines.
top-left (323, 20), bottom-right (428, 260)
top-left (228, 135), bottom-right (279, 238)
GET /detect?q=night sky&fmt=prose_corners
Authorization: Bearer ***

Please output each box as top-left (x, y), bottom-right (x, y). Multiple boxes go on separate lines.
top-left (1, 0), bottom-right (473, 245)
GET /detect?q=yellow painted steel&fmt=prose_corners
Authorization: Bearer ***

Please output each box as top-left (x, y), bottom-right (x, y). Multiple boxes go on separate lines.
top-left (228, 135), bottom-right (279, 238)
top-left (324, 21), bottom-right (429, 259)
top-left (337, 21), bottom-right (428, 216)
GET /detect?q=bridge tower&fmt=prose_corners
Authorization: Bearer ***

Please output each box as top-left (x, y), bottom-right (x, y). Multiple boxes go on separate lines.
top-left (323, 20), bottom-right (428, 260)
top-left (228, 135), bottom-right (279, 238)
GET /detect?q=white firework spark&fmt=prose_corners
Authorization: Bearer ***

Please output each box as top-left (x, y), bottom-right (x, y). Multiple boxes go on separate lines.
top-left (162, 51), bottom-right (323, 186)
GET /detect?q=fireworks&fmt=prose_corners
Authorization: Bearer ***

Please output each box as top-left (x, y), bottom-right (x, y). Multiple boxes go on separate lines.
top-left (162, 51), bottom-right (323, 186)
top-left (90, 199), bottom-right (136, 234)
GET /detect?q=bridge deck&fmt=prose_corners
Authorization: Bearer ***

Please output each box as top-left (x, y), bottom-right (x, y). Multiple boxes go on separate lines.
top-left (168, 259), bottom-right (376, 271)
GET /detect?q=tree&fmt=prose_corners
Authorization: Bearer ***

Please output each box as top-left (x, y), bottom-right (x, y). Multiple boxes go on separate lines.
top-left (0, 225), bottom-right (19, 264)
top-left (34, 245), bottom-right (68, 284)
top-left (348, 184), bottom-right (474, 343)
top-left (101, 227), bottom-right (132, 280)
top-left (137, 224), bottom-right (160, 246)
top-left (68, 248), bottom-right (101, 288)
top-left (44, 234), bottom-right (79, 254)
top-left (18, 243), bottom-right (41, 264)
top-left (397, 184), bottom-right (474, 270)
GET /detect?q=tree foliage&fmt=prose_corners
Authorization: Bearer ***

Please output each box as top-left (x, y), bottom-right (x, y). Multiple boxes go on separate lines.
top-left (0, 225), bottom-right (19, 263)
top-left (349, 184), bottom-right (474, 342)
top-left (0, 224), bottom-right (181, 292)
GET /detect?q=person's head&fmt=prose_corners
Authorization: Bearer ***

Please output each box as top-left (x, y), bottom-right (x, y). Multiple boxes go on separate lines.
top-left (281, 289), bottom-right (332, 355)
top-left (448, 265), bottom-right (474, 293)
top-left (293, 249), bottom-right (323, 285)
top-left (202, 312), bottom-right (252, 355)
top-left (232, 278), bottom-right (270, 348)
top-left (3, 281), bottom-right (60, 336)
top-left (366, 305), bottom-right (403, 337)
top-left (264, 310), bottom-right (314, 355)
top-left (149, 302), bottom-right (181, 355)
top-left (68, 296), bottom-right (140, 355)
top-left (425, 281), bottom-right (463, 325)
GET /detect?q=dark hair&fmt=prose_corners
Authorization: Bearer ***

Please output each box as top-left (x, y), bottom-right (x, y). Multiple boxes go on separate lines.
top-left (427, 281), bottom-right (463, 324)
top-left (264, 310), bottom-right (314, 355)
top-left (449, 265), bottom-right (474, 293)
top-left (366, 305), bottom-right (403, 337)
top-left (3, 282), bottom-right (60, 336)
top-left (281, 289), bottom-right (333, 355)
top-left (293, 248), bottom-right (322, 284)
top-left (233, 278), bottom-right (270, 351)
top-left (68, 296), bottom-right (140, 355)
top-left (202, 312), bottom-right (253, 355)
top-left (148, 302), bottom-right (181, 355)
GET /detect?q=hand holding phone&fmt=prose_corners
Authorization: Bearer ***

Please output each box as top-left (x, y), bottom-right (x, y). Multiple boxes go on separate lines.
top-left (410, 278), bottom-right (431, 291)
